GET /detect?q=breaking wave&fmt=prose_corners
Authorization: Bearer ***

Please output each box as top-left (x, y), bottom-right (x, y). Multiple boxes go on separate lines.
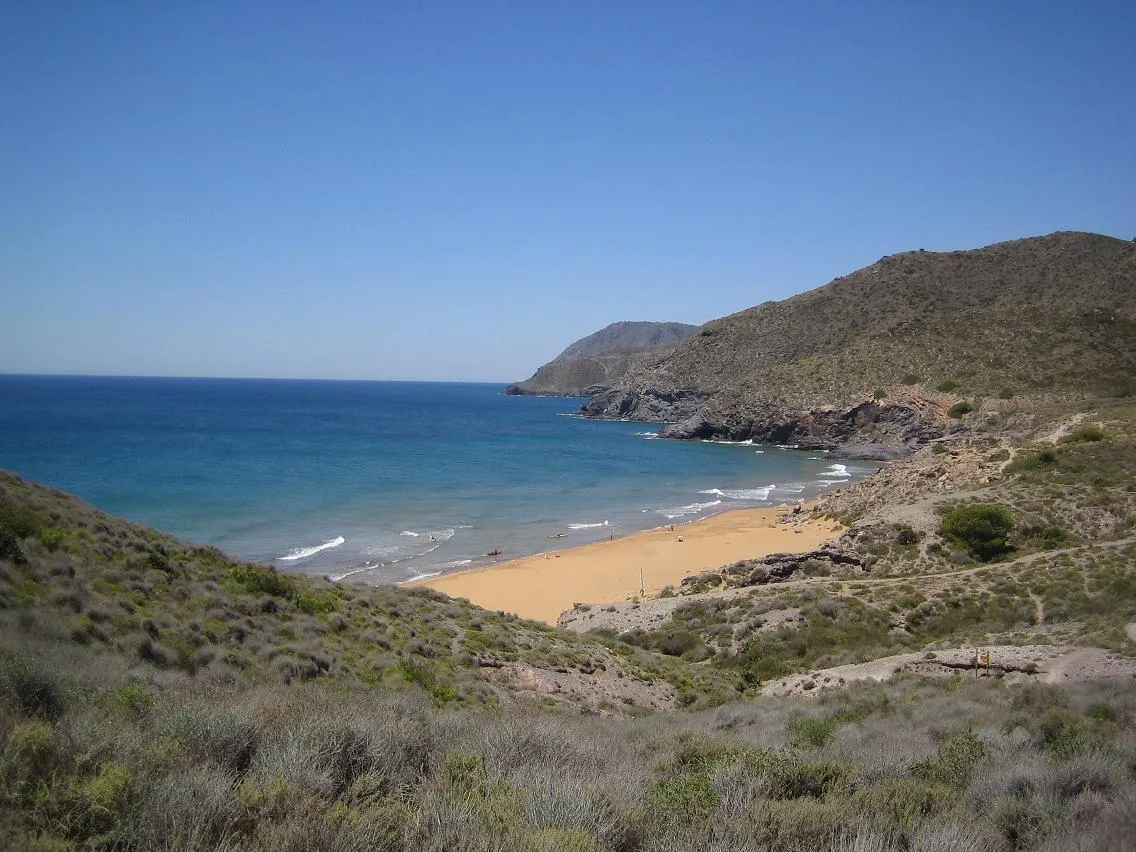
top-left (279, 535), bottom-right (345, 561)
top-left (662, 499), bottom-right (722, 518)
top-left (699, 485), bottom-right (776, 501)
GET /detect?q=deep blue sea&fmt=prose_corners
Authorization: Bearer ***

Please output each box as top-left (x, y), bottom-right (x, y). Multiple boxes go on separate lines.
top-left (0, 376), bottom-right (872, 583)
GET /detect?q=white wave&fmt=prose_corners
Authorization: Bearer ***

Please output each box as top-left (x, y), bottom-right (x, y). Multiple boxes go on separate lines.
top-left (662, 499), bottom-right (722, 518)
top-left (820, 464), bottom-right (851, 478)
top-left (754, 450), bottom-right (765, 454)
top-left (700, 438), bottom-right (755, 445)
top-left (807, 456), bottom-right (821, 460)
top-left (400, 530), bottom-right (419, 537)
top-left (329, 561), bottom-right (380, 582)
top-left (279, 535), bottom-right (345, 561)
top-left (699, 485), bottom-right (776, 501)
top-left (634, 431), bottom-right (659, 439)
top-left (401, 571), bottom-right (442, 584)
top-left (568, 520), bottom-right (609, 530)
top-left (444, 559), bottom-right (473, 568)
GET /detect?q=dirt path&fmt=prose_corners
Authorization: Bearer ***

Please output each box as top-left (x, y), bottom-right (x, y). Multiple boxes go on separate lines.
top-left (1041, 412), bottom-right (1089, 444)
top-left (724, 536), bottom-right (1134, 601)
top-left (763, 644), bottom-right (1136, 697)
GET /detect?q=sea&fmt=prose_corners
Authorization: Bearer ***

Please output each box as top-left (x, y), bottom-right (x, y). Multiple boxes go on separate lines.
top-left (0, 376), bottom-right (874, 584)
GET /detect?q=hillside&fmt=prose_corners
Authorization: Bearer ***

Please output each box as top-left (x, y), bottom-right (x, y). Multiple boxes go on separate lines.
top-left (504, 321), bottom-right (696, 396)
top-left (581, 232), bottom-right (1136, 457)
top-left (4, 408), bottom-right (1136, 849)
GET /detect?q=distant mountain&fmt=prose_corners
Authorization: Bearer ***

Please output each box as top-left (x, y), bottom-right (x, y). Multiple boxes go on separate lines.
top-left (504, 321), bottom-right (697, 396)
top-left (582, 232), bottom-right (1136, 457)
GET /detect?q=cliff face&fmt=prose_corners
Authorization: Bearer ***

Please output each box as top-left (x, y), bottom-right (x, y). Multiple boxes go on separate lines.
top-left (581, 232), bottom-right (1136, 456)
top-left (505, 321), bottom-right (697, 396)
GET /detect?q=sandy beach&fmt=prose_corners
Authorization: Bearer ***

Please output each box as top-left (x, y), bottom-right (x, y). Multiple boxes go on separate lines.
top-left (412, 505), bottom-right (843, 625)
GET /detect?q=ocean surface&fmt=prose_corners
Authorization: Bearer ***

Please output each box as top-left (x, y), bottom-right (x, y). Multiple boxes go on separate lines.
top-left (0, 376), bottom-right (874, 584)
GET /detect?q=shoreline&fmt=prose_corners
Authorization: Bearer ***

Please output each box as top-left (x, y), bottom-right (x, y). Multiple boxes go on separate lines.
top-left (409, 503), bottom-right (842, 625)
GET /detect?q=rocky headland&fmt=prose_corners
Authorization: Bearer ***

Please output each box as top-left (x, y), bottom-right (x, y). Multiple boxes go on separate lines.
top-left (580, 231), bottom-right (1136, 458)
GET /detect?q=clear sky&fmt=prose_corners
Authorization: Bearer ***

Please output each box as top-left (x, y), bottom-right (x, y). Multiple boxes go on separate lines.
top-left (2, 2), bottom-right (1133, 382)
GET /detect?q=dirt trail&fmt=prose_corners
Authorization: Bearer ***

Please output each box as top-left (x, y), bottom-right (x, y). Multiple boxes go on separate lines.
top-left (763, 644), bottom-right (1136, 697)
top-left (1041, 412), bottom-right (1088, 444)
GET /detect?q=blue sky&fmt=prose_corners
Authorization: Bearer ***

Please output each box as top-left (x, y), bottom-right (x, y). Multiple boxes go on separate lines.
top-left (2, 2), bottom-right (1133, 382)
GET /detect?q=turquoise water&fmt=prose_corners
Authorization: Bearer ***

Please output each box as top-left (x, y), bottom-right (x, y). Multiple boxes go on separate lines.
top-left (0, 376), bottom-right (872, 583)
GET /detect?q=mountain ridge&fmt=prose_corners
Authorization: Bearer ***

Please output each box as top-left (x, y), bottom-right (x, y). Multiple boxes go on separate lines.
top-left (581, 231), bottom-right (1136, 456)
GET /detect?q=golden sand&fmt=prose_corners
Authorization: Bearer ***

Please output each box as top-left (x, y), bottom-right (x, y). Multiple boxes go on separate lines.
top-left (411, 506), bottom-right (842, 625)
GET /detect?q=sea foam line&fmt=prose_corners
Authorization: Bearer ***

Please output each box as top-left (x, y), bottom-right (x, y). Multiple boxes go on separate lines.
top-left (279, 535), bottom-right (346, 561)
top-left (569, 520), bottom-right (609, 530)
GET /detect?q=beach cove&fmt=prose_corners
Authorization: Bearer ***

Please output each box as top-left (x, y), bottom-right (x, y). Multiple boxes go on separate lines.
top-left (413, 504), bottom-right (842, 624)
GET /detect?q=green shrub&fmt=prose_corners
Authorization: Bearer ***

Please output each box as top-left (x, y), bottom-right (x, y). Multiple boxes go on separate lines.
top-left (0, 654), bottom-right (66, 720)
top-left (766, 757), bottom-right (856, 799)
top-left (1061, 425), bottom-right (1105, 443)
top-left (2, 719), bottom-right (59, 782)
top-left (913, 730), bottom-right (987, 787)
top-left (947, 401), bottom-right (973, 418)
top-left (645, 775), bottom-right (721, 825)
top-left (786, 717), bottom-right (836, 749)
top-left (114, 682), bottom-right (156, 718)
top-left (0, 523), bottom-right (24, 563)
top-left (872, 388), bottom-right (887, 400)
top-left (0, 502), bottom-right (40, 540)
top-left (852, 778), bottom-right (957, 832)
top-left (74, 761), bottom-right (134, 837)
top-left (296, 590), bottom-right (336, 615)
top-left (902, 373), bottom-right (922, 386)
top-left (894, 527), bottom-right (919, 546)
top-left (37, 528), bottom-right (65, 552)
top-left (939, 504), bottom-right (1014, 562)
top-left (225, 564), bottom-right (296, 598)
top-left (936, 380), bottom-right (961, 393)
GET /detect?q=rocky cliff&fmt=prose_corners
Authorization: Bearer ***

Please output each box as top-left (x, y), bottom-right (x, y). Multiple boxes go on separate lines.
top-left (504, 321), bottom-right (696, 396)
top-left (581, 232), bottom-right (1136, 457)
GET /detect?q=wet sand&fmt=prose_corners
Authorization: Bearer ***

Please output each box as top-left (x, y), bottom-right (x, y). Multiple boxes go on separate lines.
top-left (411, 505), bottom-right (842, 625)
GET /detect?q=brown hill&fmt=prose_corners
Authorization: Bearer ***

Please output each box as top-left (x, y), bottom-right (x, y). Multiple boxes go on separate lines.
top-left (581, 232), bottom-right (1136, 456)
